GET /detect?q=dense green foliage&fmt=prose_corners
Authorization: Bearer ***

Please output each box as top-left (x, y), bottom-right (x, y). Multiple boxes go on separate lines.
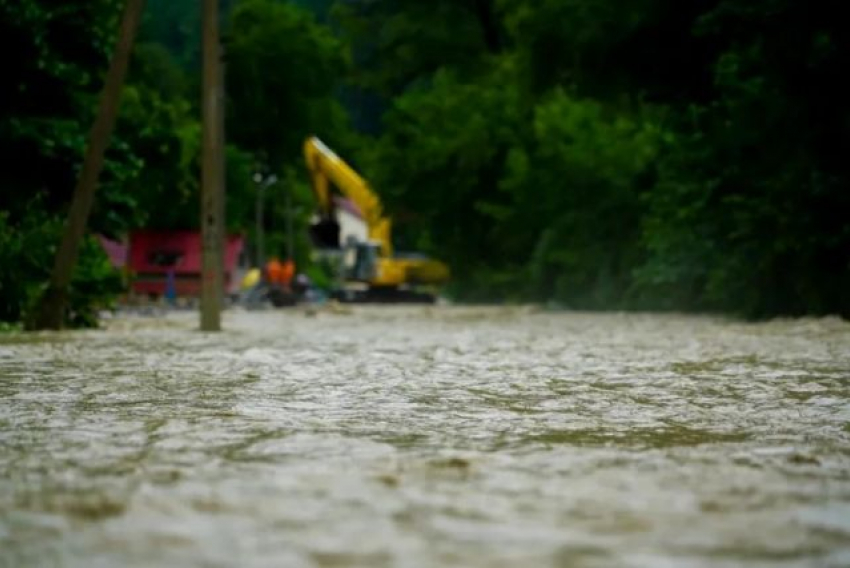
top-left (0, 0), bottom-right (346, 326)
top-left (0, 0), bottom-right (128, 326)
top-left (337, 0), bottom-right (849, 318)
top-left (0, 0), bottom-right (846, 324)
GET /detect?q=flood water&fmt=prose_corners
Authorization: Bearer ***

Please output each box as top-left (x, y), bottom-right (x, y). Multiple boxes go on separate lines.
top-left (1, 306), bottom-right (849, 567)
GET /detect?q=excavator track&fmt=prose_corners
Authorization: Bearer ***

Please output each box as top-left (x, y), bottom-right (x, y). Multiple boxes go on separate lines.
top-left (329, 287), bottom-right (437, 304)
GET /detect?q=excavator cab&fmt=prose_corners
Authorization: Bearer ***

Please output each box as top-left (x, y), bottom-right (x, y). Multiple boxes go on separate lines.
top-left (308, 215), bottom-right (341, 249)
top-left (349, 241), bottom-right (381, 282)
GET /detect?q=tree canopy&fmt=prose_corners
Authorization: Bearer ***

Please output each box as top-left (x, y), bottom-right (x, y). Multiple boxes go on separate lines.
top-left (336, 0), bottom-right (849, 317)
top-left (0, 0), bottom-right (847, 325)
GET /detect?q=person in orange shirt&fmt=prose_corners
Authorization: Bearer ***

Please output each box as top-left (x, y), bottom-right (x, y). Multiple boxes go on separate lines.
top-left (265, 257), bottom-right (295, 288)
top-left (263, 256), bottom-right (298, 307)
top-left (265, 257), bottom-right (284, 287)
top-left (280, 258), bottom-right (295, 290)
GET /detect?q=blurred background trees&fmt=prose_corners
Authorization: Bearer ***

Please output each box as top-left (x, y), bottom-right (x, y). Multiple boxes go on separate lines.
top-left (1, 0), bottom-right (846, 325)
top-left (336, 0), bottom-right (849, 317)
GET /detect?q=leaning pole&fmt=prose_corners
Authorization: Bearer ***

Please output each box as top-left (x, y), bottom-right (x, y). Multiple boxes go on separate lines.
top-left (30, 0), bottom-right (145, 330)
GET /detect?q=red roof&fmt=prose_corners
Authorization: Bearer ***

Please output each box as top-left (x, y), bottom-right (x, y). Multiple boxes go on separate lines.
top-left (97, 235), bottom-right (127, 268)
top-left (128, 230), bottom-right (244, 296)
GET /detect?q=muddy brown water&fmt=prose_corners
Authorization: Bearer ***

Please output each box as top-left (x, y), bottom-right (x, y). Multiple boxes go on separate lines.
top-left (1, 306), bottom-right (849, 567)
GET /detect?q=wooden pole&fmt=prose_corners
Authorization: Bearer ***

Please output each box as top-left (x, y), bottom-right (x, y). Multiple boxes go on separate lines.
top-left (217, 38), bottom-right (227, 311)
top-left (29, 0), bottom-right (145, 330)
top-left (200, 0), bottom-right (224, 331)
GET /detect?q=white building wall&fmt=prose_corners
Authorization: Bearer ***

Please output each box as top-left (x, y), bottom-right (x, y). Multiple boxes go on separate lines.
top-left (337, 207), bottom-right (368, 246)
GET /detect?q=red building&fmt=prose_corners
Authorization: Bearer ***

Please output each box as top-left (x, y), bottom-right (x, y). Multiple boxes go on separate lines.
top-left (128, 230), bottom-right (245, 297)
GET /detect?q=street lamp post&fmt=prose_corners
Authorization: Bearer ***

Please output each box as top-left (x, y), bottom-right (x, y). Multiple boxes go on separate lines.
top-left (253, 172), bottom-right (277, 266)
top-left (285, 186), bottom-right (294, 261)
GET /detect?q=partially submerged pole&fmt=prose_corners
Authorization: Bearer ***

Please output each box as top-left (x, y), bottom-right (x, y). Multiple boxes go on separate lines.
top-left (200, 0), bottom-right (225, 331)
top-left (29, 0), bottom-right (145, 330)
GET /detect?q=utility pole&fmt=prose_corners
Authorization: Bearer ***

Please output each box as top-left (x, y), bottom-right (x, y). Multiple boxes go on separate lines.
top-left (29, 0), bottom-right (145, 330)
top-left (200, 0), bottom-right (224, 331)
top-left (217, 38), bottom-right (227, 310)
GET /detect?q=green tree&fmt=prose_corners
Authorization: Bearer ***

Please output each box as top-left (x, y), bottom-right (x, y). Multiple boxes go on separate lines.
top-left (0, 0), bottom-right (127, 218)
top-left (639, 0), bottom-right (850, 317)
top-left (333, 0), bottom-right (503, 96)
top-left (226, 0), bottom-right (350, 166)
top-left (501, 92), bottom-right (664, 306)
top-left (335, 0), bottom-right (849, 318)
top-left (363, 67), bottom-right (522, 274)
top-left (102, 42), bottom-right (201, 232)
top-left (0, 0), bottom-right (130, 326)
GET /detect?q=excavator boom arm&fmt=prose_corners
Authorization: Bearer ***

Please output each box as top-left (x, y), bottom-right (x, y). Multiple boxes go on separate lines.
top-left (303, 137), bottom-right (392, 256)
top-left (302, 135), bottom-right (449, 289)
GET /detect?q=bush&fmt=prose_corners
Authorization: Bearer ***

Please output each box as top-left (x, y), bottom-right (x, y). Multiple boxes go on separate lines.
top-left (0, 207), bottom-right (123, 328)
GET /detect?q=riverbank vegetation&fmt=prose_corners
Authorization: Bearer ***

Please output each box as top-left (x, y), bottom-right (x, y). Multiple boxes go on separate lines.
top-left (1, 0), bottom-right (846, 325)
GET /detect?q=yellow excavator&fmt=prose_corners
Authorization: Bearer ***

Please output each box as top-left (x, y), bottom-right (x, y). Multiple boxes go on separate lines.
top-left (303, 136), bottom-right (450, 302)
